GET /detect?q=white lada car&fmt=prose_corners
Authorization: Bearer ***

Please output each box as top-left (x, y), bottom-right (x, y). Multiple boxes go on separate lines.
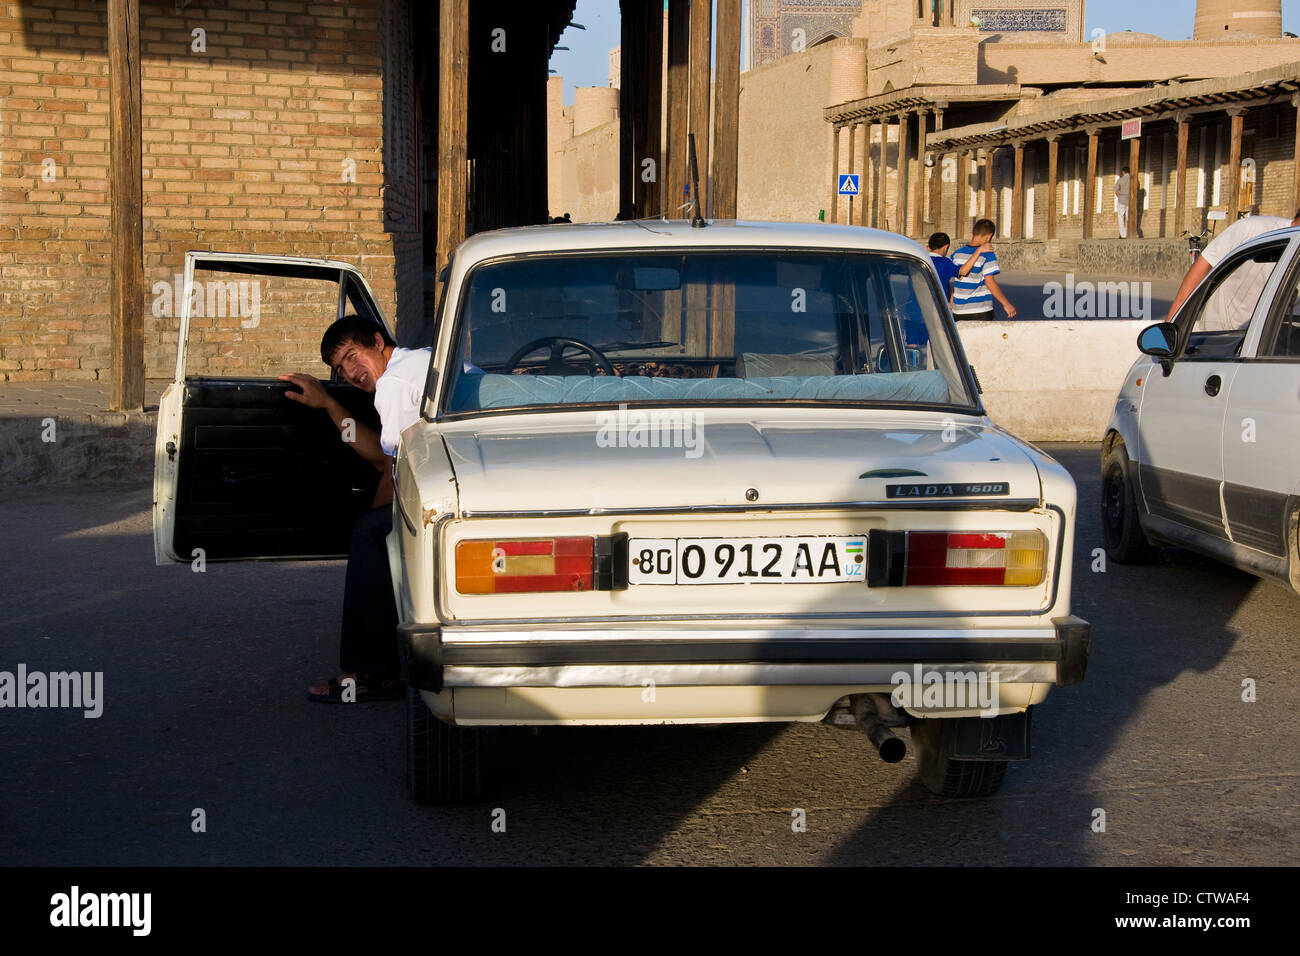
top-left (154, 221), bottom-right (1090, 803)
top-left (1103, 226), bottom-right (1300, 592)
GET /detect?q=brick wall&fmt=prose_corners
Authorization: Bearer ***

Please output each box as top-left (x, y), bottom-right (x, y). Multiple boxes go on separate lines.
top-left (738, 39), bottom-right (846, 223)
top-left (979, 37), bottom-right (1300, 88)
top-left (867, 30), bottom-right (977, 97)
top-left (0, 0), bottom-right (424, 384)
top-left (555, 119), bottom-right (619, 224)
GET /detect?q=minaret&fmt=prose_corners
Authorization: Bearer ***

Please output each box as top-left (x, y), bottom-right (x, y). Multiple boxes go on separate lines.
top-left (1193, 0), bottom-right (1283, 39)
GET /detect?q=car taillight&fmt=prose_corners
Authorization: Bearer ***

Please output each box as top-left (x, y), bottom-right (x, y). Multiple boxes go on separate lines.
top-left (455, 537), bottom-right (595, 594)
top-left (869, 531), bottom-right (1046, 586)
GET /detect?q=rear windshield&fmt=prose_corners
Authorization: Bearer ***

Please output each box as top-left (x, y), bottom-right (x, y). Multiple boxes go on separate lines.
top-left (442, 250), bottom-right (973, 414)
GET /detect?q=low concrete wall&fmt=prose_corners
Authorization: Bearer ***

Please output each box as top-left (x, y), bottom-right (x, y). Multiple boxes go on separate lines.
top-left (1076, 239), bottom-right (1189, 279)
top-left (0, 411), bottom-right (156, 484)
top-left (958, 319), bottom-right (1150, 441)
top-left (983, 239), bottom-right (1049, 272)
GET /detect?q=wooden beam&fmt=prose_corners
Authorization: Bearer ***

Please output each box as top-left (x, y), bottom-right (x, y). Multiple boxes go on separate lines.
top-left (929, 150), bottom-right (942, 236)
top-left (528, 13), bottom-right (548, 225)
top-left (619, 0), bottom-right (641, 219)
top-left (643, 0), bottom-right (664, 217)
top-left (1083, 129), bottom-right (1098, 239)
top-left (1174, 114), bottom-right (1189, 238)
top-left (1011, 141), bottom-right (1024, 239)
top-left (983, 145), bottom-right (994, 227)
top-left (863, 123), bottom-right (873, 226)
top-left (1227, 107), bottom-right (1245, 221)
top-left (1293, 96), bottom-right (1300, 219)
top-left (866, 124), bottom-right (875, 226)
top-left (858, 122), bottom-right (869, 226)
top-left (956, 150), bottom-right (966, 238)
top-left (688, 0), bottom-right (711, 215)
top-left (1046, 136), bottom-right (1059, 240)
top-left (436, 0), bottom-right (468, 275)
top-left (914, 109), bottom-right (927, 237)
top-left (1128, 134), bottom-right (1140, 237)
top-left (876, 117), bottom-right (887, 228)
top-left (929, 108), bottom-right (945, 233)
top-left (830, 125), bottom-right (840, 222)
top-left (108, 0), bottom-right (143, 411)
top-left (846, 122), bottom-right (856, 224)
top-left (897, 111), bottom-right (910, 235)
top-left (711, 0), bottom-right (740, 218)
top-left (665, 0), bottom-right (690, 217)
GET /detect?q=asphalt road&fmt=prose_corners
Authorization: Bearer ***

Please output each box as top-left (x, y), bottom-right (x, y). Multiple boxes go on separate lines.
top-left (2, 444), bottom-right (1297, 866)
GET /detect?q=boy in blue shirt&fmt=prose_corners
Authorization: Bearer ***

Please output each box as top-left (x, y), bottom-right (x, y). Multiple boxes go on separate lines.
top-left (927, 232), bottom-right (959, 298)
top-left (950, 219), bottom-right (1018, 320)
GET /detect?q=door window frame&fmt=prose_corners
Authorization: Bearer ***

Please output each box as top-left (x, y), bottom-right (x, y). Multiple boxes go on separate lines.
top-left (1250, 236), bottom-right (1300, 361)
top-left (1172, 236), bottom-right (1293, 363)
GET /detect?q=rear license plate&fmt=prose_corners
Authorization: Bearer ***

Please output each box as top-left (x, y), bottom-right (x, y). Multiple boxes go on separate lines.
top-left (628, 536), bottom-right (868, 585)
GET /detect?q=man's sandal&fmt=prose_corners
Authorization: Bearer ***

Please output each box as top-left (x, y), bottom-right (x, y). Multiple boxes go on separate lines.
top-left (307, 675), bottom-right (405, 703)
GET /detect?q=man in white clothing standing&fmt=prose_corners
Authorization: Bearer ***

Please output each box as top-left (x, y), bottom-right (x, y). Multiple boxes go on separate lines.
top-left (1115, 166), bottom-right (1132, 238)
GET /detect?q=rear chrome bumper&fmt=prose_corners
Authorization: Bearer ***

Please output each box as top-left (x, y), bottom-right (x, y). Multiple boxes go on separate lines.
top-left (398, 616), bottom-right (1090, 692)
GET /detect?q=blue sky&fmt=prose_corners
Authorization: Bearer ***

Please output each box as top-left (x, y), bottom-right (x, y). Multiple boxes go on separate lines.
top-left (548, 0), bottom-right (1300, 105)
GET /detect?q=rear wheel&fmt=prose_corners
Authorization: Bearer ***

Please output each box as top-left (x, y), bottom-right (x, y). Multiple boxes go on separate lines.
top-left (407, 685), bottom-right (482, 804)
top-left (1101, 444), bottom-right (1158, 564)
top-left (911, 717), bottom-right (1009, 798)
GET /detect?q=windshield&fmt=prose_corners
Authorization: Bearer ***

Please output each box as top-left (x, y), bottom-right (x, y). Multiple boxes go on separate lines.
top-left (442, 250), bottom-right (974, 414)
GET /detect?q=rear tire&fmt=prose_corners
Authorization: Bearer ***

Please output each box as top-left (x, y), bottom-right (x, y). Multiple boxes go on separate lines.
top-left (1101, 444), bottom-right (1158, 564)
top-left (407, 685), bottom-right (482, 804)
top-left (911, 717), bottom-right (1009, 798)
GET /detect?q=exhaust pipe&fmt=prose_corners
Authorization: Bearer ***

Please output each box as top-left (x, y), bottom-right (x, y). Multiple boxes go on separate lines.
top-left (849, 694), bottom-right (907, 762)
top-left (860, 712), bottom-right (907, 763)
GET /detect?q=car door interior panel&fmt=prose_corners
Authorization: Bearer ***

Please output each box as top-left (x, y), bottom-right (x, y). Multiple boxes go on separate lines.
top-left (173, 379), bottom-right (383, 560)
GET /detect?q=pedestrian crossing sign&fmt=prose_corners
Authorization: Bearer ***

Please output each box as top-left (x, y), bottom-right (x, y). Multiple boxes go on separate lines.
top-left (838, 174), bottom-right (860, 195)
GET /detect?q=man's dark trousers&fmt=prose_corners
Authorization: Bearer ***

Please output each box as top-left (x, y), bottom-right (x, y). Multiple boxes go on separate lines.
top-left (339, 505), bottom-right (399, 678)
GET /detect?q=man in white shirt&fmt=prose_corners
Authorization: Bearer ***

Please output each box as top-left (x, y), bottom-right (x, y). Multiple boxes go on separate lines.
top-left (279, 315), bottom-right (432, 704)
top-left (1115, 167), bottom-right (1131, 238)
top-left (1165, 209), bottom-right (1300, 325)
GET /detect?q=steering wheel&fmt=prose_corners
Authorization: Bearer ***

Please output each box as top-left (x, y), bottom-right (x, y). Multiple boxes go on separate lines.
top-left (503, 336), bottom-right (616, 376)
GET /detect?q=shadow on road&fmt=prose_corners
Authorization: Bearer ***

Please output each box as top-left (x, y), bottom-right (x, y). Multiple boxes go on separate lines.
top-left (0, 482), bottom-right (788, 865)
top-left (0, 448), bottom-right (1273, 865)
top-left (826, 443), bottom-right (1258, 865)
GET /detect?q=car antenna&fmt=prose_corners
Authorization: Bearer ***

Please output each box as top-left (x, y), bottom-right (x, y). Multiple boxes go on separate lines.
top-left (688, 133), bottom-right (707, 228)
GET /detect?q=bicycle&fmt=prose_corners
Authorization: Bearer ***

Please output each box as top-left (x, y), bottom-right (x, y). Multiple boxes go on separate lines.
top-left (1181, 226), bottom-right (1210, 263)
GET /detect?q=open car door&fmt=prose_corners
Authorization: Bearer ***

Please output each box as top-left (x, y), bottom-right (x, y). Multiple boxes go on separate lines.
top-left (153, 252), bottom-right (396, 564)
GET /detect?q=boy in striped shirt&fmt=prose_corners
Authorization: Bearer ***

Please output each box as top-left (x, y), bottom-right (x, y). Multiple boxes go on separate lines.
top-left (950, 219), bottom-right (1017, 320)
